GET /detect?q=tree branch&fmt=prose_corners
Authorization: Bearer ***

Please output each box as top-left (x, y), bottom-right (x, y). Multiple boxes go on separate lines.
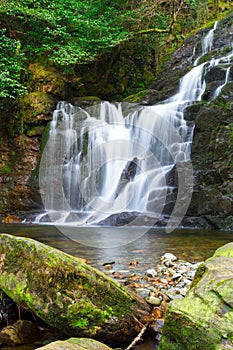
top-left (125, 325), bottom-right (147, 350)
top-left (134, 27), bottom-right (169, 35)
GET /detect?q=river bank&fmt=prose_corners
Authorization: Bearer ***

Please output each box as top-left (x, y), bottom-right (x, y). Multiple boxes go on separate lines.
top-left (0, 235), bottom-right (201, 350)
top-left (0, 224), bottom-right (232, 349)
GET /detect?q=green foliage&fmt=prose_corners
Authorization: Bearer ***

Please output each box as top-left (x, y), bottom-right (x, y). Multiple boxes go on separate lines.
top-left (0, 0), bottom-right (232, 117)
top-left (0, 29), bottom-right (27, 105)
top-left (1, 0), bottom-right (228, 71)
top-left (0, 0), bottom-right (133, 69)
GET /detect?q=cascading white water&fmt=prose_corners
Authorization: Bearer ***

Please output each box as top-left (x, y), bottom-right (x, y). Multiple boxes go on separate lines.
top-left (212, 65), bottom-right (231, 100)
top-left (38, 21), bottom-right (232, 227)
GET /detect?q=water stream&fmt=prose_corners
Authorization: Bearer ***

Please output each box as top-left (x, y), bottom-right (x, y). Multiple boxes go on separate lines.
top-left (1, 223), bottom-right (233, 350)
top-left (38, 20), bottom-right (232, 235)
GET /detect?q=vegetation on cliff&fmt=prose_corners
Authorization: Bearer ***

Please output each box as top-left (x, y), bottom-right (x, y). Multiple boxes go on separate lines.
top-left (0, 0), bottom-right (232, 131)
top-left (0, 0), bottom-right (232, 221)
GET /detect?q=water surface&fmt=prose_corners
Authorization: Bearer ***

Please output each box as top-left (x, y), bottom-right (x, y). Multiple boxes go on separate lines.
top-left (0, 223), bottom-right (232, 350)
top-left (1, 224), bottom-right (232, 273)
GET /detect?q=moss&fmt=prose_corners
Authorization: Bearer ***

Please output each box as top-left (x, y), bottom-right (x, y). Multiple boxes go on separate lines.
top-left (160, 307), bottom-right (221, 350)
top-left (28, 63), bottom-right (65, 97)
top-left (188, 263), bottom-right (207, 290)
top-left (213, 242), bottom-right (233, 258)
top-left (0, 234), bottom-right (147, 340)
top-left (17, 92), bottom-right (56, 123)
top-left (67, 298), bottom-right (111, 331)
top-left (159, 243), bottom-right (233, 349)
top-left (123, 90), bottom-right (149, 103)
top-left (67, 338), bottom-right (112, 349)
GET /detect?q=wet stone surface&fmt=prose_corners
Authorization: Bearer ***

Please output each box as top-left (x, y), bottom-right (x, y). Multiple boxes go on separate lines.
top-left (0, 252), bottom-right (201, 350)
top-left (105, 252), bottom-right (202, 348)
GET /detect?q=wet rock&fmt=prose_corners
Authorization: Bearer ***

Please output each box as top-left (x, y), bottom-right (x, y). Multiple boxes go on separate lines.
top-left (160, 253), bottom-right (177, 267)
top-left (2, 215), bottom-right (21, 224)
top-left (0, 320), bottom-right (41, 346)
top-left (136, 288), bottom-right (150, 299)
top-left (159, 242), bottom-right (233, 349)
top-left (146, 296), bottom-right (161, 306)
top-left (145, 13), bottom-right (233, 231)
top-left (0, 234), bottom-right (151, 348)
top-left (145, 269), bottom-right (157, 278)
top-left (38, 337), bottom-right (112, 349)
top-left (103, 264), bottom-right (114, 271)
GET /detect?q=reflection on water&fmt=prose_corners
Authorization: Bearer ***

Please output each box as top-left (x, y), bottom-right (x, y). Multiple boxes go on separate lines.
top-left (0, 224), bottom-right (232, 274)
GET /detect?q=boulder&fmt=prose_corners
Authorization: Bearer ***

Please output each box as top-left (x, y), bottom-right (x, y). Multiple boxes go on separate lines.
top-left (38, 338), bottom-right (112, 349)
top-left (0, 234), bottom-right (151, 347)
top-left (159, 242), bottom-right (233, 349)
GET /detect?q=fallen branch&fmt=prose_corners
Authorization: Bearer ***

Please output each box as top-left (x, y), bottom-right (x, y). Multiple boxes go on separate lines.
top-left (125, 325), bottom-right (147, 350)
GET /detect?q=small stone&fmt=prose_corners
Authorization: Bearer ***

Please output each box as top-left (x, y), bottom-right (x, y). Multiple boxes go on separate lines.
top-left (104, 269), bottom-right (115, 275)
top-left (136, 288), bottom-right (150, 299)
top-left (118, 270), bottom-right (130, 274)
top-left (146, 296), bottom-right (162, 306)
top-left (182, 278), bottom-right (192, 286)
top-left (161, 253), bottom-right (177, 267)
top-left (159, 278), bottom-right (169, 284)
top-left (145, 269), bottom-right (157, 278)
top-left (168, 268), bottom-right (176, 275)
top-left (172, 273), bottom-right (182, 280)
top-left (103, 264), bottom-right (113, 270)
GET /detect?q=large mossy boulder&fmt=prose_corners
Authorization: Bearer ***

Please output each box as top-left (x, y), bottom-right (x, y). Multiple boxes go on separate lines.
top-left (159, 242), bottom-right (233, 350)
top-left (38, 338), bottom-right (112, 349)
top-left (0, 234), bottom-right (151, 347)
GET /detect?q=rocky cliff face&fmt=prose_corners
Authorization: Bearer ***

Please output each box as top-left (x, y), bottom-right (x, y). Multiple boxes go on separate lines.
top-left (145, 14), bottom-right (233, 230)
top-left (0, 14), bottom-right (232, 229)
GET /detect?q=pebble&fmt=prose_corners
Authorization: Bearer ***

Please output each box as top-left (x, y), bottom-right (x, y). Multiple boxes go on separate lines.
top-left (104, 269), bottom-right (115, 275)
top-left (172, 272), bottom-right (182, 280)
top-left (146, 296), bottom-right (161, 306)
top-left (102, 251), bottom-right (202, 339)
top-left (136, 288), bottom-right (150, 299)
top-left (145, 268), bottom-right (157, 278)
top-left (103, 264), bottom-right (113, 270)
top-left (161, 253), bottom-right (177, 267)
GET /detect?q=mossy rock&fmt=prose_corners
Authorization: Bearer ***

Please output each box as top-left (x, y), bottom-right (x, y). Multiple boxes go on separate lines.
top-left (39, 337), bottom-right (112, 349)
top-left (159, 242), bottom-right (233, 350)
top-left (28, 63), bottom-right (65, 97)
top-left (123, 90), bottom-right (149, 103)
top-left (0, 234), bottom-right (151, 347)
top-left (17, 92), bottom-right (56, 123)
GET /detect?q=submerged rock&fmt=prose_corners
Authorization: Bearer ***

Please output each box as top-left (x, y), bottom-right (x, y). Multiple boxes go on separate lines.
top-left (159, 242), bottom-right (233, 349)
top-left (0, 234), bottom-right (151, 348)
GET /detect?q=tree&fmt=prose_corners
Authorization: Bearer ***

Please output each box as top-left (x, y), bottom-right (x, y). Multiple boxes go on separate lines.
top-left (0, 29), bottom-right (26, 107)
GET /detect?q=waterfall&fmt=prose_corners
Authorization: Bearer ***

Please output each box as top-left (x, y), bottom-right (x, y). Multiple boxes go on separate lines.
top-left (194, 21), bottom-right (217, 66)
top-left (38, 21), bottom-right (231, 230)
top-left (212, 66), bottom-right (231, 100)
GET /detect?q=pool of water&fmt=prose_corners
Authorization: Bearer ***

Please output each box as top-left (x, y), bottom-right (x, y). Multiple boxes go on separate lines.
top-left (0, 224), bottom-right (232, 349)
top-left (0, 223), bottom-right (232, 273)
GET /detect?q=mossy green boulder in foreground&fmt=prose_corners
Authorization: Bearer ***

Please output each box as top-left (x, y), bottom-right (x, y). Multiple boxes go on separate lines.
top-left (0, 234), bottom-right (151, 347)
top-left (38, 338), bottom-right (112, 349)
top-left (159, 242), bottom-right (233, 350)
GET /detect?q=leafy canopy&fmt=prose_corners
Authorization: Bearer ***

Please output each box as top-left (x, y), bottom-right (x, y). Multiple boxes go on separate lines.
top-left (0, 29), bottom-right (27, 103)
top-left (0, 0), bottom-right (232, 104)
top-left (0, 0), bottom-right (206, 68)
